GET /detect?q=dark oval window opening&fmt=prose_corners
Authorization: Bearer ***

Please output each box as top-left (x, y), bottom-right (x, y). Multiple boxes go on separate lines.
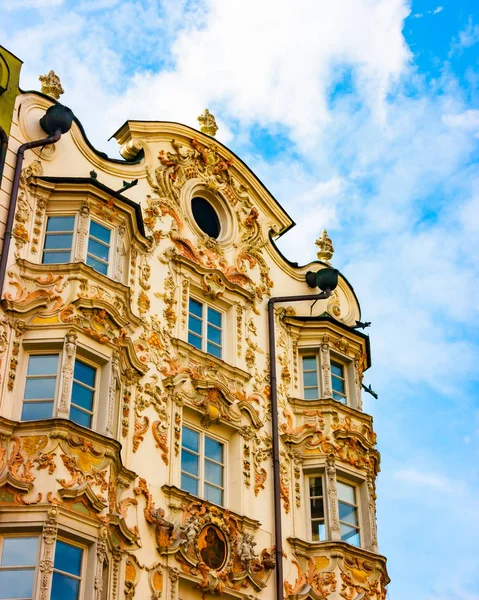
top-left (191, 197), bottom-right (221, 239)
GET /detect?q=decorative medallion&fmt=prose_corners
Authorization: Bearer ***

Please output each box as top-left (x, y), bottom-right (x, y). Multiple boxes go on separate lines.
top-left (197, 525), bottom-right (227, 571)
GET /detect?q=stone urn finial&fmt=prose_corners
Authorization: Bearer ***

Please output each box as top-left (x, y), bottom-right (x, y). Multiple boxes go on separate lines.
top-left (39, 70), bottom-right (64, 100)
top-left (315, 229), bottom-right (334, 262)
top-left (197, 108), bottom-right (218, 137)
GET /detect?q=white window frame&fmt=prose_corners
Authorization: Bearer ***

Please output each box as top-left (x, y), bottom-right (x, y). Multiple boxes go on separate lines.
top-left (41, 211), bottom-right (116, 279)
top-left (305, 471), bottom-right (363, 548)
top-left (187, 296), bottom-right (224, 359)
top-left (180, 424), bottom-right (226, 507)
top-left (19, 349), bottom-right (101, 432)
top-left (306, 473), bottom-right (328, 542)
top-left (0, 533), bottom-right (41, 600)
top-left (299, 349), bottom-right (351, 406)
top-left (330, 355), bottom-right (348, 405)
top-left (50, 537), bottom-right (86, 600)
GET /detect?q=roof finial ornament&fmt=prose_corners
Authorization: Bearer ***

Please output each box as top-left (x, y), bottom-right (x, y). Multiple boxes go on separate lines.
top-left (315, 229), bottom-right (334, 263)
top-left (39, 70), bottom-right (64, 100)
top-left (197, 108), bottom-right (218, 137)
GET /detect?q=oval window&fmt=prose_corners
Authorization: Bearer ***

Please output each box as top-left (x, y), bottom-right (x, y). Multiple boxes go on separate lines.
top-left (191, 197), bottom-right (221, 239)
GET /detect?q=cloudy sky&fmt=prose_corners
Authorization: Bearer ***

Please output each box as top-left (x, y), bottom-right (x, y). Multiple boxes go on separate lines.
top-left (2, 0), bottom-right (479, 598)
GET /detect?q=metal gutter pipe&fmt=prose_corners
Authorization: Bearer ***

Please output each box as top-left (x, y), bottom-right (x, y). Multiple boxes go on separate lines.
top-left (0, 103), bottom-right (73, 298)
top-left (0, 127), bottom-right (8, 187)
top-left (268, 289), bottom-right (333, 600)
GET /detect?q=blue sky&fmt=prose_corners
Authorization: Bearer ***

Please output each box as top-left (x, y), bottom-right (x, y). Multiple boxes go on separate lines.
top-left (2, 1), bottom-right (479, 598)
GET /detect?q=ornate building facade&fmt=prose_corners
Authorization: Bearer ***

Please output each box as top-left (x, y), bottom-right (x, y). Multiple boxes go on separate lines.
top-left (0, 59), bottom-right (389, 600)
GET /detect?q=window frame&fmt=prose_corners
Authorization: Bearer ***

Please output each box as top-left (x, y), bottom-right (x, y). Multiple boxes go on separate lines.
top-left (50, 537), bottom-right (86, 600)
top-left (301, 353), bottom-right (320, 400)
top-left (305, 471), bottom-right (364, 548)
top-left (330, 356), bottom-right (348, 405)
top-left (337, 478), bottom-right (362, 548)
top-left (0, 534), bottom-right (41, 600)
top-left (187, 296), bottom-right (224, 359)
top-left (41, 211), bottom-right (117, 279)
top-left (180, 424), bottom-right (226, 507)
top-left (19, 348), bottom-right (101, 432)
top-left (299, 348), bottom-right (352, 406)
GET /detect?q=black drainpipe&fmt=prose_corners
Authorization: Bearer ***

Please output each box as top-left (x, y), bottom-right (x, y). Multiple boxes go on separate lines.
top-left (0, 104), bottom-right (73, 298)
top-left (268, 288), bottom-right (334, 600)
top-left (0, 126), bottom-right (8, 187)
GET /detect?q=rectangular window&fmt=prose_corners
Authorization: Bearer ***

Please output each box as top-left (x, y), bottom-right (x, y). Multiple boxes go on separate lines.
top-left (337, 481), bottom-right (360, 547)
top-left (21, 354), bottom-right (59, 421)
top-left (0, 535), bottom-right (39, 600)
top-left (42, 215), bottom-right (75, 264)
top-left (86, 220), bottom-right (111, 275)
top-left (331, 360), bottom-right (347, 404)
top-left (181, 425), bottom-right (224, 506)
top-left (70, 360), bottom-right (96, 429)
top-left (51, 540), bottom-right (83, 600)
top-left (309, 476), bottom-right (326, 541)
top-left (187, 298), bottom-right (223, 359)
top-left (302, 355), bottom-right (319, 400)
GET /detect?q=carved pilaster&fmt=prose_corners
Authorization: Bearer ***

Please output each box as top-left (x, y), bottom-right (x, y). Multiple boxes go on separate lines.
top-left (367, 474), bottom-right (379, 552)
top-left (58, 330), bottom-right (77, 416)
top-left (114, 225), bottom-right (126, 282)
top-left (354, 357), bottom-right (363, 411)
top-left (75, 202), bottom-right (90, 262)
top-left (38, 506), bottom-right (58, 600)
top-left (107, 352), bottom-right (121, 435)
top-left (326, 455), bottom-right (341, 540)
top-left (94, 527), bottom-right (108, 600)
top-left (168, 567), bottom-right (179, 600)
top-left (320, 340), bottom-right (332, 398)
top-left (111, 550), bottom-right (122, 600)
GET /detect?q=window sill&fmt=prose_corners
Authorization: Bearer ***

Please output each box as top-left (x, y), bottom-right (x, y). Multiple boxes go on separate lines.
top-left (287, 536), bottom-right (389, 568)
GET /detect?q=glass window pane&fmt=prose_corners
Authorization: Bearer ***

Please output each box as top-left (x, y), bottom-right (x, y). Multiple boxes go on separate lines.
top-left (332, 377), bottom-right (345, 393)
top-left (207, 325), bottom-right (221, 346)
top-left (204, 484), bottom-right (223, 506)
top-left (207, 307), bottom-right (222, 328)
top-left (337, 482), bottom-right (356, 504)
top-left (51, 571), bottom-right (80, 600)
top-left (340, 524), bottom-right (360, 547)
top-left (86, 256), bottom-right (108, 275)
top-left (310, 498), bottom-right (324, 519)
top-left (43, 251), bottom-right (72, 264)
top-left (181, 450), bottom-right (199, 476)
top-left (207, 343), bottom-right (222, 358)
top-left (54, 541), bottom-right (82, 576)
top-left (44, 233), bottom-right (73, 250)
top-left (311, 521), bottom-right (326, 542)
top-left (309, 477), bottom-right (323, 497)
top-left (0, 569), bottom-right (35, 599)
top-left (188, 315), bottom-right (202, 336)
top-left (89, 221), bottom-right (111, 244)
top-left (187, 332), bottom-right (202, 349)
top-left (88, 238), bottom-right (109, 262)
top-left (302, 356), bottom-right (317, 370)
top-left (189, 299), bottom-right (203, 317)
top-left (303, 371), bottom-right (318, 387)
top-left (304, 387), bottom-right (319, 400)
top-left (205, 460), bottom-right (223, 486)
top-left (73, 361), bottom-right (96, 388)
top-left (333, 391), bottom-right (347, 404)
top-left (46, 216), bottom-right (75, 232)
top-left (71, 383), bottom-right (94, 411)
top-left (181, 473), bottom-right (198, 496)
top-left (182, 427), bottom-right (199, 452)
top-left (21, 401), bottom-right (54, 421)
top-left (24, 378), bottom-right (56, 400)
top-left (70, 406), bottom-right (92, 428)
top-left (1, 537), bottom-right (38, 566)
top-left (27, 355), bottom-right (58, 376)
top-left (205, 437), bottom-right (223, 463)
top-left (339, 501), bottom-right (358, 526)
top-left (331, 361), bottom-right (343, 377)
